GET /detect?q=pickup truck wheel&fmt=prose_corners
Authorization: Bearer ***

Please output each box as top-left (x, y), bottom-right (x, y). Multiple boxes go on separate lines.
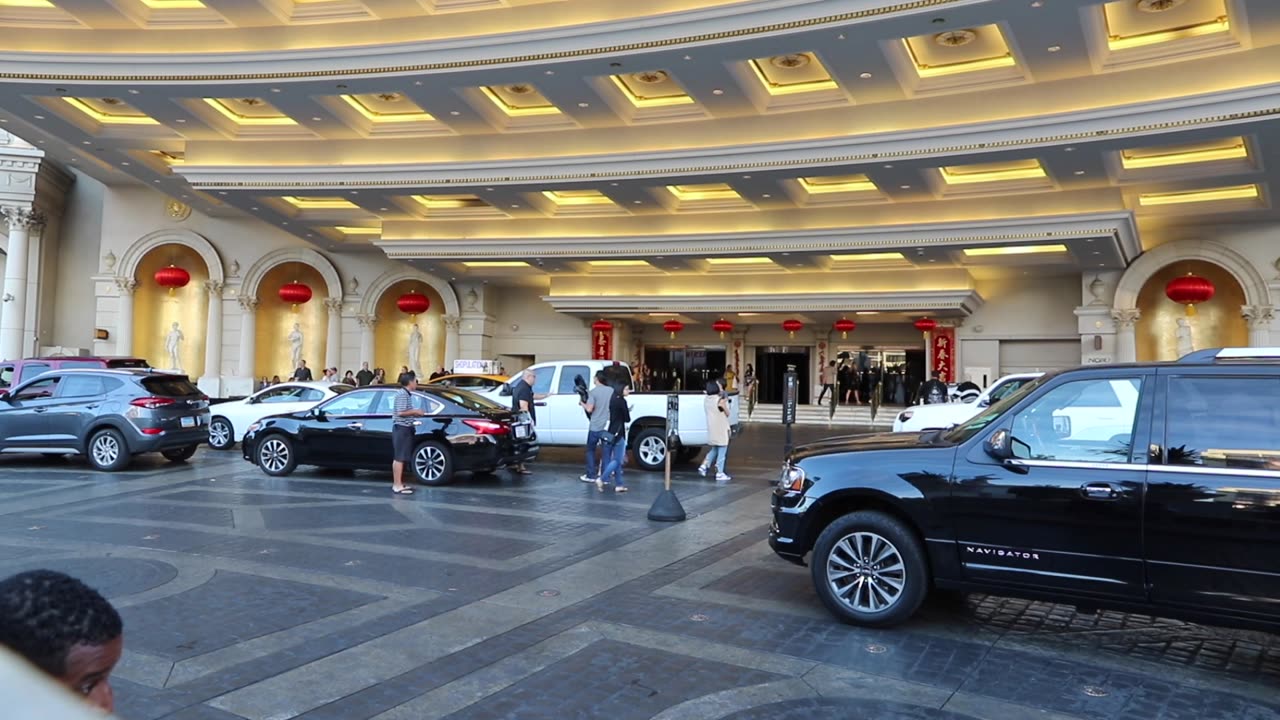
top-left (810, 511), bottom-right (927, 628)
top-left (631, 428), bottom-right (668, 472)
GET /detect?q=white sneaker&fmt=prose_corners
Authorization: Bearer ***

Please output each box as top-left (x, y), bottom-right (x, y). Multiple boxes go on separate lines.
top-left (715, 472), bottom-right (732, 482)
top-left (580, 474), bottom-right (597, 483)
top-left (697, 465), bottom-right (709, 477)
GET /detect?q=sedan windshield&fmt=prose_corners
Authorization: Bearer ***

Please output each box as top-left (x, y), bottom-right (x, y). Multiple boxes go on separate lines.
top-left (423, 386), bottom-right (503, 411)
top-left (943, 373), bottom-right (1050, 443)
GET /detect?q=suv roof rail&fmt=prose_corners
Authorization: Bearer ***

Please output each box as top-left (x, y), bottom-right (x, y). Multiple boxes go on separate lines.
top-left (1177, 347), bottom-right (1280, 363)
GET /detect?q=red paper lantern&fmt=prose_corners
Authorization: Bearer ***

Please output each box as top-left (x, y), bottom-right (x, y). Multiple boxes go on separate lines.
top-left (154, 265), bottom-right (190, 296)
top-left (782, 319), bottom-right (803, 338)
top-left (662, 319), bottom-right (684, 339)
top-left (278, 282), bottom-right (313, 312)
top-left (914, 317), bottom-right (938, 334)
top-left (591, 319), bottom-right (613, 332)
top-left (396, 292), bottom-right (431, 318)
top-left (1165, 273), bottom-right (1215, 316)
top-left (711, 318), bottom-right (734, 338)
top-left (833, 317), bottom-right (856, 339)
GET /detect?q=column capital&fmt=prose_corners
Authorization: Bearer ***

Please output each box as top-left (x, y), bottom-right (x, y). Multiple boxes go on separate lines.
top-left (1242, 305), bottom-right (1276, 328)
top-left (357, 314), bottom-right (379, 329)
top-left (1, 207), bottom-right (44, 231)
top-left (442, 314), bottom-right (462, 331)
top-left (205, 280), bottom-right (225, 298)
top-left (1110, 308), bottom-right (1141, 329)
top-left (114, 277), bottom-right (139, 296)
top-left (238, 296), bottom-right (260, 313)
top-left (324, 298), bottom-right (344, 314)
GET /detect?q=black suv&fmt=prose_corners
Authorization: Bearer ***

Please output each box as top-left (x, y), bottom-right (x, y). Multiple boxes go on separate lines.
top-left (771, 348), bottom-right (1280, 632)
top-left (0, 369), bottom-right (210, 471)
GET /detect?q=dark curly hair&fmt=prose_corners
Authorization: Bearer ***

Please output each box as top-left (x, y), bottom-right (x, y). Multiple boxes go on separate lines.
top-left (0, 570), bottom-right (122, 676)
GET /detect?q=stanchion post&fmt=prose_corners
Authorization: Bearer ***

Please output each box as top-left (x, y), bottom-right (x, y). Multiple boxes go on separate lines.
top-left (782, 365), bottom-right (798, 456)
top-left (648, 392), bottom-right (686, 522)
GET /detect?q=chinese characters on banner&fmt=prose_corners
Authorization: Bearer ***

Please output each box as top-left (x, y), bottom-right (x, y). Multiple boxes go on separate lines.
top-left (592, 326), bottom-right (613, 360)
top-left (931, 327), bottom-right (955, 383)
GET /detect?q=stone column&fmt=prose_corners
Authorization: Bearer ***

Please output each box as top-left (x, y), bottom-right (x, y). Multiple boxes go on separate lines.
top-left (1111, 308), bottom-right (1141, 363)
top-left (324, 299), bottom-right (343, 372)
top-left (237, 296), bottom-right (258, 384)
top-left (442, 314), bottom-right (461, 370)
top-left (922, 330), bottom-right (933, 377)
top-left (358, 315), bottom-right (377, 367)
top-left (199, 281), bottom-right (225, 395)
top-left (0, 208), bottom-right (43, 360)
top-left (114, 278), bottom-right (138, 356)
top-left (1242, 305), bottom-right (1275, 347)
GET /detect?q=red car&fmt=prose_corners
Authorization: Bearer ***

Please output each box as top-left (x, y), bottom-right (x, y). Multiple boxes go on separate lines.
top-left (0, 356), bottom-right (150, 394)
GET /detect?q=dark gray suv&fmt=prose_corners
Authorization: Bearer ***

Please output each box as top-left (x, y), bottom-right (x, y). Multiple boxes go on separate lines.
top-left (0, 369), bottom-right (210, 471)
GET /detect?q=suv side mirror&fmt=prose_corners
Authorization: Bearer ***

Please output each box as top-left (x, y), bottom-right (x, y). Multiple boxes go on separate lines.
top-left (984, 428), bottom-right (1013, 461)
top-left (499, 384), bottom-right (512, 397)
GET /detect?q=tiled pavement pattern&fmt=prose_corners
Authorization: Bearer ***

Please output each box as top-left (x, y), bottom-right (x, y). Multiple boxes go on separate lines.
top-left (0, 426), bottom-right (1276, 719)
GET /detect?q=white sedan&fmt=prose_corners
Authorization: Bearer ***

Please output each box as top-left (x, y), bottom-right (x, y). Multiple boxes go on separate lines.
top-left (894, 373), bottom-right (1043, 432)
top-left (208, 381), bottom-right (353, 450)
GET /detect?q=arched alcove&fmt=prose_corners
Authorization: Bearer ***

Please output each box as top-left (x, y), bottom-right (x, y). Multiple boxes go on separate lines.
top-left (132, 243), bottom-right (210, 376)
top-left (254, 262), bottom-right (329, 379)
top-left (1136, 260), bottom-right (1248, 361)
top-left (373, 281), bottom-right (445, 376)
top-left (240, 247), bottom-right (342, 303)
top-left (360, 268), bottom-right (459, 318)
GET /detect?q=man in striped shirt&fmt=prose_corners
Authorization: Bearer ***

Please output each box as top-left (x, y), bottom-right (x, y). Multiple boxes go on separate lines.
top-left (392, 372), bottom-right (425, 494)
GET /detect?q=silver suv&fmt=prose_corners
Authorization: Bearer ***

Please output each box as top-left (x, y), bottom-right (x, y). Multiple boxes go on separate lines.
top-left (0, 369), bottom-right (210, 471)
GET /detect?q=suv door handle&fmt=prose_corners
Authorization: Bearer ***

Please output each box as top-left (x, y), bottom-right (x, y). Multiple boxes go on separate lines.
top-left (346, 422), bottom-right (363, 430)
top-left (1081, 483), bottom-right (1119, 500)
top-left (32, 407), bottom-right (47, 413)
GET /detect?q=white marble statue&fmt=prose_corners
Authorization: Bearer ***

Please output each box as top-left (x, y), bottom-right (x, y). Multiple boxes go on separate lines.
top-left (288, 323), bottom-right (304, 372)
top-left (1175, 316), bottom-right (1196, 358)
top-left (164, 322), bottom-right (184, 372)
top-left (407, 323), bottom-right (423, 377)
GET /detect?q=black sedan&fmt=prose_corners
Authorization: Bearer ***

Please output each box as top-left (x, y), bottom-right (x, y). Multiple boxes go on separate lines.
top-left (241, 385), bottom-right (537, 485)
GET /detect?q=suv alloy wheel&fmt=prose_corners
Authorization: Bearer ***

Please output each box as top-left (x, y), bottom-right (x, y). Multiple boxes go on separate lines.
top-left (810, 511), bottom-right (929, 627)
top-left (87, 427), bottom-right (130, 472)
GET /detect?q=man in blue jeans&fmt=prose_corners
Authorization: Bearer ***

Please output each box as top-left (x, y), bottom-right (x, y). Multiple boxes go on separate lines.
top-left (579, 370), bottom-right (613, 483)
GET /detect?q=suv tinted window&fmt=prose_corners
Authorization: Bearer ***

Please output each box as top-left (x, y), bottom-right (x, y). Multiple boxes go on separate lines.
top-left (141, 377), bottom-right (202, 397)
top-left (1166, 376), bottom-right (1280, 471)
top-left (18, 363), bottom-right (50, 384)
top-left (13, 377), bottom-right (59, 401)
top-left (1009, 377), bottom-right (1141, 464)
top-left (59, 375), bottom-right (106, 397)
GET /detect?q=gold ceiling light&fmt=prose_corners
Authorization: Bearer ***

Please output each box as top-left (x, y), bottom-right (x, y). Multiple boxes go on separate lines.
top-left (412, 194), bottom-right (490, 210)
top-left (1137, 185), bottom-right (1259, 206)
top-left (749, 52), bottom-right (838, 95)
top-left (63, 97), bottom-right (160, 125)
top-left (704, 256), bottom-right (774, 265)
top-left (940, 159), bottom-right (1047, 184)
top-left (481, 85), bottom-right (561, 116)
top-left (904, 24), bottom-right (1016, 77)
top-left (667, 183), bottom-right (742, 201)
top-left (830, 252), bottom-right (904, 261)
top-left (934, 29), bottom-right (977, 47)
top-left (138, 0), bottom-right (207, 8)
top-left (587, 260), bottom-right (650, 267)
top-left (149, 150), bottom-right (185, 164)
top-left (339, 94), bottom-right (434, 123)
top-left (610, 71), bottom-right (695, 107)
top-left (333, 226), bottom-right (380, 235)
top-left (542, 190), bottom-right (615, 206)
top-left (798, 175), bottom-right (877, 193)
top-left (203, 98), bottom-right (296, 125)
top-left (1120, 137), bottom-right (1248, 169)
top-left (282, 196), bottom-right (359, 209)
top-left (1103, 0), bottom-right (1229, 50)
top-left (0, 0), bottom-right (55, 6)
top-left (962, 244), bottom-right (1069, 256)
top-left (462, 261), bottom-right (530, 268)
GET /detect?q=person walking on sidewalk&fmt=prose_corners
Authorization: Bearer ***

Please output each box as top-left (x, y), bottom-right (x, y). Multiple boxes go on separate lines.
top-left (391, 372), bottom-right (426, 494)
top-left (817, 360), bottom-right (836, 404)
top-left (597, 385), bottom-right (631, 493)
top-left (580, 371), bottom-right (613, 483)
top-left (698, 378), bottom-right (733, 482)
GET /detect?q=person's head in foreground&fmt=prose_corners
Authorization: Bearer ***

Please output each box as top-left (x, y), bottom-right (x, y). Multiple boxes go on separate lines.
top-left (0, 570), bottom-right (123, 713)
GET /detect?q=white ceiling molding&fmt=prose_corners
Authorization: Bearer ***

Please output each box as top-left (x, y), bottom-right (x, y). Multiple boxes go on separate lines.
top-left (542, 289), bottom-right (986, 316)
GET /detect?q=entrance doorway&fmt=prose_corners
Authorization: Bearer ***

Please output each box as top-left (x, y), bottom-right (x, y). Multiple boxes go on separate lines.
top-left (832, 347), bottom-right (924, 405)
top-left (756, 346), bottom-right (811, 404)
top-left (643, 346), bottom-right (727, 391)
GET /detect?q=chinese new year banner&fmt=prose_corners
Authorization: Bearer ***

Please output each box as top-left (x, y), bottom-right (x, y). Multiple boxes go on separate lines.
top-left (592, 326), bottom-right (613, 360)
top-left (931, 327), bottom-right (955, 383)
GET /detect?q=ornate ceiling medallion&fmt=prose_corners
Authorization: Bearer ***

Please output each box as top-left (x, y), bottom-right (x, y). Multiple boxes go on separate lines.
top-left (769, 54), bottom-right (811, 69)
top-left (237, 98), bottom-right (263, 106)
top-left (375, 92), bottom-right (403, 102)
top-left (1137, 0), bottom-right (1187, 12)
top-left (506, 84), bottom-right (533, 94)
top-left (631, 70), bottom-right (669, 84)
top-left (934, 29), bottom-right (977, 47)
top-left (101, 97), bottom-right (122, 105)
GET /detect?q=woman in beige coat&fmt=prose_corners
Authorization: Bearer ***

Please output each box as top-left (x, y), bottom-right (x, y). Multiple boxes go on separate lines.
top-left (698, 378), bottom-right (732, 482)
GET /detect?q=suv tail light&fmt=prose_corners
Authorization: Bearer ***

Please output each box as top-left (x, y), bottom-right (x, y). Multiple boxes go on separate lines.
top-left (463, 418), bottom-right (509, 435)
top-left (131, 396), bottom-right (175, 409)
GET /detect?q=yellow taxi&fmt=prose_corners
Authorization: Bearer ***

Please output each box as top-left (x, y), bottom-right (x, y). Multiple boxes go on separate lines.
top-left (426, 373), bottom-right (509, 391)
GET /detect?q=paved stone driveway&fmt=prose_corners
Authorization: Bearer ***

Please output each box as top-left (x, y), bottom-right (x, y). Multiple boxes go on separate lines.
top-left (0, 425), bottom-right (1275, 720)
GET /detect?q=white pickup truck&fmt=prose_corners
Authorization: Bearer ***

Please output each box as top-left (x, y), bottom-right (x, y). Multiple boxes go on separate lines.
top-left (479, 359), bottom-right (741, 472)
top-left (893, 373), bottom-right (1043, 432)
